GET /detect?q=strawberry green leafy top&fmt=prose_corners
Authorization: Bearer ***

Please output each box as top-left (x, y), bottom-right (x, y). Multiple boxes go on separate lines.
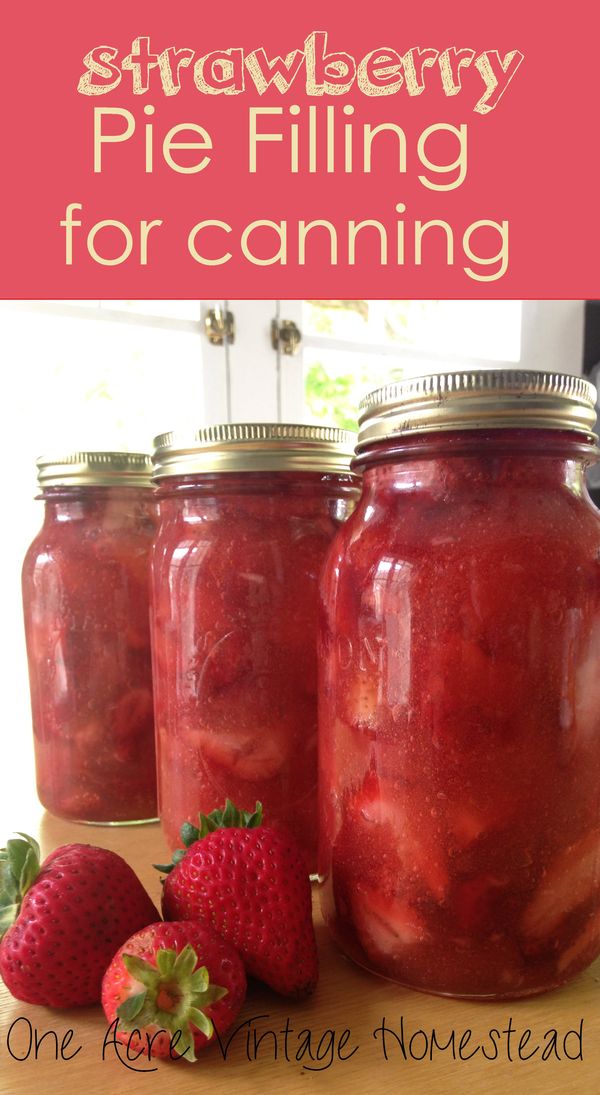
top-left (0, 834), bottom-right (41, 937)
top-left (155, 800), bottom-right (263, 876)
top-left (117, 943), bottom-right (227, 1063)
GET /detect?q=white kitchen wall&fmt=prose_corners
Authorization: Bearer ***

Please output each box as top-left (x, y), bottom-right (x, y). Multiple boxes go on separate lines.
top-left (520, 301), bottom-right (585, 375)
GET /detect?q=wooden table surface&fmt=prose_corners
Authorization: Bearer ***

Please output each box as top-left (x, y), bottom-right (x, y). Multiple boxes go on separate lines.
top-left (1, 795), bottom-right (599, 1094)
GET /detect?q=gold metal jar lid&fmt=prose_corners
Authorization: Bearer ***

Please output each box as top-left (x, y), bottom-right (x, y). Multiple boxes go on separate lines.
top-left (37, 451), bottom-right (153, 488)
top-left (152, 423), bottom-right (358, 478)
top-left (357, 370), bottom-right (598, 450)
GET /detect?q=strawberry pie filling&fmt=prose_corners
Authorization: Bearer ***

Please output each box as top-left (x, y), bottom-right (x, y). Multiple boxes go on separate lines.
top-left (318, 429), bottom-right (600, 998)
top-left (22, 486), bottom-right (157, 823)
top-left (151, 471), bottom-right (358, 871)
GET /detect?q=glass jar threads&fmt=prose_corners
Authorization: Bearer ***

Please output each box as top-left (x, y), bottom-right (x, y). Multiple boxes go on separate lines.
top-left (151, 423), bottom-right (360, 870)
top-left (319, 371), bottom-right (600, 998)
top-left (22, 452), bottom-right (158, 824)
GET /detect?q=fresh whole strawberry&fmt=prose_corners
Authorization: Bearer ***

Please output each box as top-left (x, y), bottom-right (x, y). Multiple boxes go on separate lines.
top-left (0, 834), bottom-right (159, 1007)
top-left (158, 801), bottom-right (318, 998)
top-left (102, 920), bottom-right (246, 1062)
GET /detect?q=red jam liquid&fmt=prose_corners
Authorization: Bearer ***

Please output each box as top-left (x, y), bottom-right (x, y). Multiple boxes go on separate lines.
top-left (151, 471), bottom-right (358, 870)
top-left (318, 430), bottom-right (600, 998)
top-left (22, 487), bottom-right (157, 823)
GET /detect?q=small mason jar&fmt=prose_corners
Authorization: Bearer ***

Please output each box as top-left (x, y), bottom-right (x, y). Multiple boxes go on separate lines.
top-left (319, 371), bottom-right (600, 998)
top-left (151, 424), bottom-right (360, 870)
top-left (22, 452), bottom-right (158, 824)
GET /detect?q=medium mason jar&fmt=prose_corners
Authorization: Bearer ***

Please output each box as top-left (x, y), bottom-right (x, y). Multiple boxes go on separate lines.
top-left (319, 371), bottom-right (600, 998)
top-left (151, 424), bottom-right (360, 870)
top-left (22, 452), bottom-right (158, 824)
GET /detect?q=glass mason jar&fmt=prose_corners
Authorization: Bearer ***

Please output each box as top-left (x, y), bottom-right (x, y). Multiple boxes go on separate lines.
top-left (319, 371), bottom-right (600, 999)
top-left (151, 424), bottom-right (360, 870)
top-left (22, 452), bottom-right (158, 824)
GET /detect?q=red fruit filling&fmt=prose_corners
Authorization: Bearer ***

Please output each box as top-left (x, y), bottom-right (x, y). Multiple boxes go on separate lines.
top-left (319, 433), bottom-right (600, 997)
top-left (152, 473), bottom-right (358, 870)
top-left (22, 487), bottom-right (157, 822)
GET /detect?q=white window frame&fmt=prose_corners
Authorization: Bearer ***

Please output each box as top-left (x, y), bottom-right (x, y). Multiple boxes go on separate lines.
top-left (200, 299), bottom-right (587, 424)
top-left (1, 299), bottom-right (587, 429)
top-left (199, 300), bottom-right (304, 423)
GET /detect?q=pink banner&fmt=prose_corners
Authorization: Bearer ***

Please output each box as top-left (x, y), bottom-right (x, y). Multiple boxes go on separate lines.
top-left (2, 0), bottom-right (599, 297)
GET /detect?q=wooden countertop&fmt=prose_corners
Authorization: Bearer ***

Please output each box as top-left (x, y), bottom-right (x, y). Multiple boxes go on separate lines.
top-left (1, 797), bottom-right (599, 1094)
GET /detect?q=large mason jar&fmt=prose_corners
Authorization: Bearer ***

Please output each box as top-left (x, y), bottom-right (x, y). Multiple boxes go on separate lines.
top-left (151, 424), bottom-right (360, 871)
top-left (22, 452), bottom-right (157, 824)
top-left (319, 371), bottom-right (600, 998)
